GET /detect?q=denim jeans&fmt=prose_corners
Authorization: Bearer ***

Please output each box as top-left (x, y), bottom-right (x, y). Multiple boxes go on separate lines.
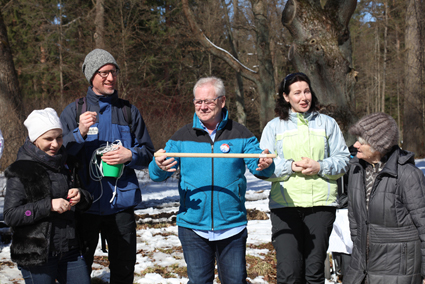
top-left (178, 226), bottom-right (247, 284)
top-left (18, 248), bottom-right (90, 284)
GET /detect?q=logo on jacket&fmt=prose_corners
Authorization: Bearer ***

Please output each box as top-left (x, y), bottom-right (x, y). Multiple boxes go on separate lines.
top-left (220, 143), bottom-right (230, 153)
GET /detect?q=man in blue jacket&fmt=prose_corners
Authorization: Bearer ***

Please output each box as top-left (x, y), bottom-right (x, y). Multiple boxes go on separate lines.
top-left (149, 77), bottom-right (274, 284)
top-left (60, 49), bottom-right (154, 284)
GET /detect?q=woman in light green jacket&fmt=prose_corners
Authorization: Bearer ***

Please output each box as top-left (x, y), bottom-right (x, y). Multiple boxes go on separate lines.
top-left (260, 72), bottom-right (349, 284)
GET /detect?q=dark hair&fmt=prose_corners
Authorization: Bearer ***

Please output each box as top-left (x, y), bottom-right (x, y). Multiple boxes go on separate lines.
top-left (275, 72), bottom-right (320, 120)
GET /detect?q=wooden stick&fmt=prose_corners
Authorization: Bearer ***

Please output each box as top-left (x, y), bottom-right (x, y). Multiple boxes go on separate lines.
top-left (154, 152), bottom-right (277, 158)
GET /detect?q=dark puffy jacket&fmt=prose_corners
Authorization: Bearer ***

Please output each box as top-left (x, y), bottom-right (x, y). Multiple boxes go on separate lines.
top-left (4, 139), bottom-right (92, 266)
top-left (346, 146), bottom-right (425, 284)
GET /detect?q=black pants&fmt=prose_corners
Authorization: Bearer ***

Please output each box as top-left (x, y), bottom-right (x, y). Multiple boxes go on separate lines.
top-left (271, 206), bottom-right (336, 284)
top-left (332, 252), bottom-right (351, 276)
top-left (78, 208), bottom-right (137, 284)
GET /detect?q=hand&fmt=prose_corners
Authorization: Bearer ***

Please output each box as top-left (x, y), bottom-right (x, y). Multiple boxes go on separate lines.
top-left (79, 111), bottom-right (97, 137)
top-left (51, 198), bottom-right (71, 214)
top-left (101, 145), bottom-right (132, 165)
top-left (256, 149), bottom-right (273, 171)
top-left (291, 161), bottom-right (304, 173)
top-left (294, 157), bottom-right (321, 175)
top-left (155, 149), bottom-right (178, 172)
top-left (67, 188), bottom-right (81, 206)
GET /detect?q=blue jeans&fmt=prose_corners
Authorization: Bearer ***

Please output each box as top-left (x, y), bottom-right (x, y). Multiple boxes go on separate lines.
top-left (18, 249), bottom-right (90, 284)
top-left (178, 226), bottom-right (247, 284)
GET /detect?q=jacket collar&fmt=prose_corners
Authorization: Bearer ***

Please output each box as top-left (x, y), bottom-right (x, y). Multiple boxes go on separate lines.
top-left (192, 107), bottom-right (229, 132)
top-left (288, 110), bottom-right (316, 124)
top-left (350, 146), bottom-right (414, 178)
top-left (86, 86), bottom-right (119, 105)
top-left (17, 138), bottom-right (67, 172)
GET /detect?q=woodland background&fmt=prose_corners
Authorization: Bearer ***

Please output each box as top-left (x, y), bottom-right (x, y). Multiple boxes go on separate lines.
top-left (0, 0), bottom-right (423, 170)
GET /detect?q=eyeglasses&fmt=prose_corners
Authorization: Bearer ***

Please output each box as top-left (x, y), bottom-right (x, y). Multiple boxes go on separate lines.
top-left (97, 69), bottom-right (119, 78)
top-left (193, 96), bottom-right (223, 106)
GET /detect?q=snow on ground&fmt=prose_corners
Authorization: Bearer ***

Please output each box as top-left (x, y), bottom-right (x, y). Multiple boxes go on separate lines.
top-left (1, 159), bottom-right (424, 284)
top-left (0, 169), bottom-right (275, 284)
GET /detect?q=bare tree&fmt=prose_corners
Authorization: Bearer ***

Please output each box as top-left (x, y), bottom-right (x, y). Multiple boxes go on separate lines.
top-left (181, 0), bottom-right (276, 129)
top-left (403, 0), bottom-right (424, 155)
top-left (95, 0), bottom-right (105, 49)
top-left (0, 9), bottom-right (25, 169)
top-left (282, 0), bottom-right (358, 138)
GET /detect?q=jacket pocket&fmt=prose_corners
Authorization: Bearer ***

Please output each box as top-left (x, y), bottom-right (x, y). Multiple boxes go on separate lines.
top-left (217, 179), bottom-right (245, 222)
top-left (179, 182), bottom-right (206, 225)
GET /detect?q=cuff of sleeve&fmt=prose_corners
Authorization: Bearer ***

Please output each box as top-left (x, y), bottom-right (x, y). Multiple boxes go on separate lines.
top-left (317, 161), bottom-right (324, 176)
top-left (125, 148), bottom-right (137, 167)
top-left (73, 128), bottom-right (85, 143)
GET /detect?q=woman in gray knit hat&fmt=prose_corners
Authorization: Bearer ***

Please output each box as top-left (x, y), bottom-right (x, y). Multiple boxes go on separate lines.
top-left (345, 112), bottom-right (425, 284)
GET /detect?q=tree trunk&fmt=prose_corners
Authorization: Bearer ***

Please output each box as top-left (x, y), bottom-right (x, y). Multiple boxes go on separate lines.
top-left (403, 0), bottom-right (424, 155)
top-left (250, 0), bottom-right (276, 129)
top-left (282, 0), bottom-right (358, 140)
top-left (181, 0), bottom-right (275, 130)
top-left (94, 0), bottom-right (105, 49)
top-left (222, 0), bottom-right (246, 126)
top-left (0, 11), bottom-right (25, 169)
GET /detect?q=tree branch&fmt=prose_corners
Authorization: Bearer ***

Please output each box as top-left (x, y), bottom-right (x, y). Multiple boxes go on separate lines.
top-left (181, 0), bottom-right (259, 82)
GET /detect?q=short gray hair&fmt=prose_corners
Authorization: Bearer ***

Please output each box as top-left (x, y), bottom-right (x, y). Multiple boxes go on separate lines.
top-left (193, 77), bottom-right (225, 98)
top-left (358, 137), bottom-right (376, 153)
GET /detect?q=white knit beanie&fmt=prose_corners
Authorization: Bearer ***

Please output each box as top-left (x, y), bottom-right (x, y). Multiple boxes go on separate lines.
top-left (24, 108), bottom-right (63, 142)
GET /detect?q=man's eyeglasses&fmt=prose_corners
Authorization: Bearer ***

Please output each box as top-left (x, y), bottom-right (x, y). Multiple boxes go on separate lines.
top-left (97, 69), bottom-right (119, 78)
top-left (193, 96), bottom-right (223, 106)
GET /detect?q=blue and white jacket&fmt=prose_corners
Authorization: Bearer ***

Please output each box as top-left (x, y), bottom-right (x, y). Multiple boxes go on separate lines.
top-left (60, 87), bottom-right (155, 215)
top-left (149, 108), bottom-right (275, 231)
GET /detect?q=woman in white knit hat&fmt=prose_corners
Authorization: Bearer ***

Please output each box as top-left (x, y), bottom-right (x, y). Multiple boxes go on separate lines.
top-left (345, 112), bottom-right (425, 284)
top-left (3, 108), bottom-right (92, 284)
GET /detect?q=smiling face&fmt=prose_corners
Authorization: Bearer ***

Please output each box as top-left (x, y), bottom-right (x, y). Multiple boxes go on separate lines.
top-left (34, 129), bottom-right (63, 156)
top-left (91, 64), bottom-right (117, 96)
top-left (284, 81), bottom-right (312, 113)
top-left (194, 84), bottom-right (226, 130)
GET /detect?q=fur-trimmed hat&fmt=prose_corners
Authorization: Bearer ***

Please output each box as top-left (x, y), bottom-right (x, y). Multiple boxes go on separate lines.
top-left (82, 49), bottom-right (119, 84)
top-left (349, 112), bottom-right (399, 154)
top-left (24, 108), bottom-right (63, 142)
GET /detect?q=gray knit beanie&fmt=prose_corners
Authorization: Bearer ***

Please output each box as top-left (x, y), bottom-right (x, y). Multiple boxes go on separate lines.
top-left (349, 112), bottom-right (399, 154)
top-left (82, 49), bottom-right (119, 84)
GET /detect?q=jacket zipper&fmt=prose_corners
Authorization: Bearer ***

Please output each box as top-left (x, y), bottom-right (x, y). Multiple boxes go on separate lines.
top-left (211, 144), bottom-right (214, 231)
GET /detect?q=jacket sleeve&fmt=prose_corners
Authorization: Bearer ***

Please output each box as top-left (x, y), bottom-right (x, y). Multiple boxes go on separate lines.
top-left (347, 175), bottom-right (358, 243)
top-left (74, 188), bottom-right (93, 212)
top-left (4, 177), bottom-right (52, 227)
top-left (400, 165), bottom-right (425, 277)
top-left (317, 117), bottom-right (350, 180)
top-left (259, 120), bottom-right (294, 182)
top-left (124, 105), bottom-right (155, 170)
top-left (60, 102), bottom-right (86, 156)
top-left (149, 139), bottom-right (181, 182)
top-left (243, 136), bottom-right (275, 178)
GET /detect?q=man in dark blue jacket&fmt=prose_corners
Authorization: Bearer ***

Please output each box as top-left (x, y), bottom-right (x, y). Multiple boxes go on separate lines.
top-left (149, 77), bottom-right (274, 284)
top-left (60, 49), bottom-right (154, 284)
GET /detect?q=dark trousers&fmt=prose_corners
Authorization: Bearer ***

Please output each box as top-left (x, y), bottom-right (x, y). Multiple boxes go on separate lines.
top-left (78, 208), bottom-right (136, 284)
top-left (332, 252), bottom-right (351, 276)
top-left (271, 206), bottom-right (336, 284)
